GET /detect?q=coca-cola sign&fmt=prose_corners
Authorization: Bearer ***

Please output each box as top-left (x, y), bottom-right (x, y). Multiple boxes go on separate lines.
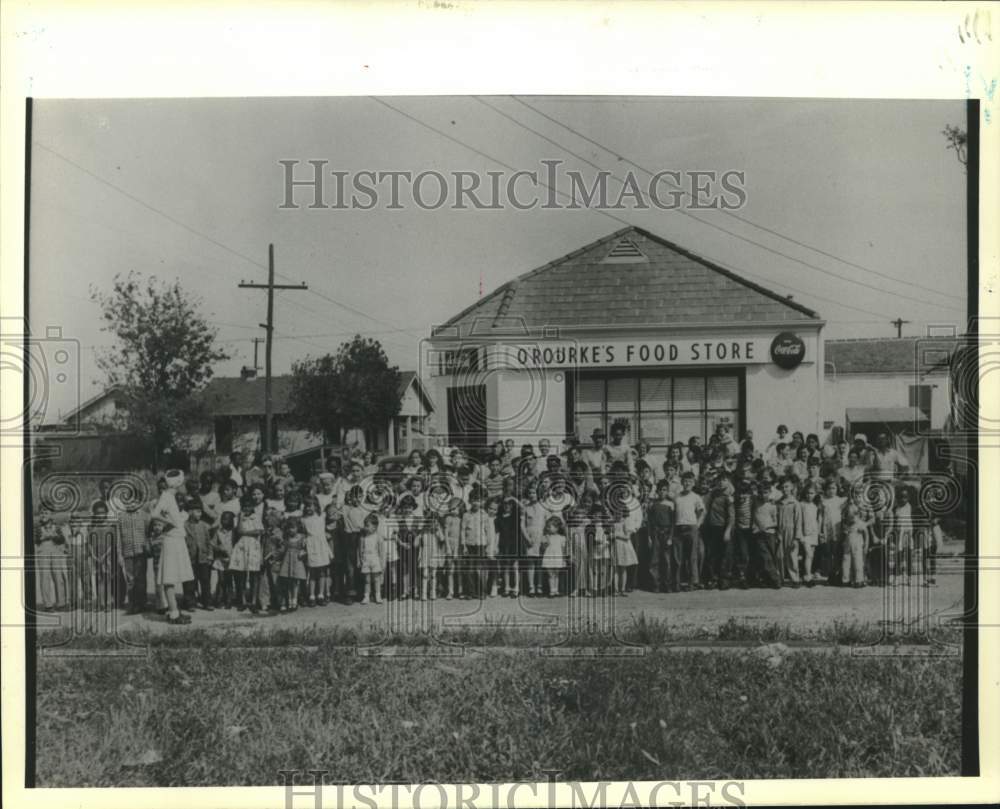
top-left (770, 332), bottom-right (806, 369)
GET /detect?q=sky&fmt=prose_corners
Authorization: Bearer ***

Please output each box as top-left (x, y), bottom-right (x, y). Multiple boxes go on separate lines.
top-left (28, 97), bottom-right (969, 421)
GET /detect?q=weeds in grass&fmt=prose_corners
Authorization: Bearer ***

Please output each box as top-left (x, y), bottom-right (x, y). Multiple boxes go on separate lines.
top-left (35, 647), bottom-right (962, 785)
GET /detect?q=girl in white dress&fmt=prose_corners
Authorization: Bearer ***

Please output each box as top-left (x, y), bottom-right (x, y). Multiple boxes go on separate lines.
top-left (540, 515), bottom-right (567, 597)
top-left (153, 470), bottom-right (195, 624)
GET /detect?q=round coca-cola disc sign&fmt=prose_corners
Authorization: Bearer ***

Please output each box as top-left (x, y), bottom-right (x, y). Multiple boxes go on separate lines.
top-left (770, 332), bottom-right (806, 369)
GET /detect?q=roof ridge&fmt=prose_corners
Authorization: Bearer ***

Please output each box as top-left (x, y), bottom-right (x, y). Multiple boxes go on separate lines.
top-left (629, 227), bottom-right (819, 319)
top-left (435, 226), bottom-right (635, 333)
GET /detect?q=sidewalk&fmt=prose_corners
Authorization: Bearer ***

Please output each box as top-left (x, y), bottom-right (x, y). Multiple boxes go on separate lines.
top-left (38, 565), bottom-right (964, 637)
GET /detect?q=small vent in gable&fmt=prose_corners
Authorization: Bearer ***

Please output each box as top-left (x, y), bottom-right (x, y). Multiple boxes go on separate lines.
top-left (603, 237), bottom-right (647, 263)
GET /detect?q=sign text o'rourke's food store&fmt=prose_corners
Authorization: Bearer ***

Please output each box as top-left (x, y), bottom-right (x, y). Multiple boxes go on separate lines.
top-left (500, 335), bottom-right (809, 369)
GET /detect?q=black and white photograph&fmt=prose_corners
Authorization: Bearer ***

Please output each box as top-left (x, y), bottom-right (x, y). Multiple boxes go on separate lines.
top-left (2, 4), bottom-right (997, 808)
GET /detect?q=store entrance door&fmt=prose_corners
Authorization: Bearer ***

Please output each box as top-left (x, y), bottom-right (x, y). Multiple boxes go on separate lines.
top-left (447, 385), bottom-right (487, 449)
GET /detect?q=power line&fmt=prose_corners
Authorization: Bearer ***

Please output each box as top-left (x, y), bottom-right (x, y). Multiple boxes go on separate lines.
top-left (373, 97), bottom-right (896, 322)
top-left (35, 140), bottom-right (425, 342)
top-left (497, 97), bottom-right (965, 312)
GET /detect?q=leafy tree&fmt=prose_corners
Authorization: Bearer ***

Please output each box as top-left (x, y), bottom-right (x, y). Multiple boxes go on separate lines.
top-left (942, 124), bottom-right (967, 169)
top-left (289, 335), bottom-right (401, 449)
top-left (90, 272), bottom-right (230, 467)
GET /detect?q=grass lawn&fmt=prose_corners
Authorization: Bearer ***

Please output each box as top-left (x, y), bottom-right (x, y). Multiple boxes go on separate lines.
top-left (35, 620), bottom-right (962, 785)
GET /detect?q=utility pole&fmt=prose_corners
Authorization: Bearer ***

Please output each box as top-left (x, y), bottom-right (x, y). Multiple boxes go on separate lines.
top-left (251, 337), bottom-right (264, 373)
top-left (239, 243), bottom-right (308, 455)
top-left (890, 318), bottom-right (911, 338)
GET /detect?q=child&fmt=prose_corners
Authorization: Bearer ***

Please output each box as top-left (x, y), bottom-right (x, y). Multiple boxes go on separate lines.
top-left (521, 485), bottom-right (546, 596)
top-left (673, 472), bottom-right (705, 590)
top-left (184, 499), bottom-right (215, 610)
top-left (66, 515), bottom-right (91, 610)
top-left (34, 510), bottom-right (68, 612)
top-left (460, 490), bottom-right (488, 598)
top-left (441, 497), bottom-right (463, 599)
top-left (647, 480), bottom-right (678, 593)
top-left (731, 477), bottom-right (754, 589)
top-left (702, 475), bottom-right (735, 590)
top-left (358, 513), bottom-right (385, 604)
top-left (798, 483), bottom-right (821, 586)
top-left (611, 509), bottom-right (638, 596)
top-left (259, 508), bottom-right (285, 613)
top-left (751, 481), bottom-right (781, 589)
top-left (484, 497), bottom-right (500, 597)
top-left (378, 500), bottom-right (398, 600)
top-left (892, 486), bottom-right (915, 582)
top-left (302, 498), bottom-right (331, 606)
top-left (323, 502), bottom-right (340, 603)
top-left (566, 505), bottom-right (591, 597)
top-left (266, 481), bottom-right (287, 516)
top-left (218, 479), bottom-right (241, 523)
top-left (818, 479), bottom-right (846, 584)
top-left (791, 446), bottom-right (810, 482)
top-left (589, 507), bottom-right (612, 595)
top-left (540, 515), bottom-right (568, 597)
top-left (340, 486), bottom-right (367, 602)
top-left (210, 510), bottom-right (235, 607)
top-left (496, 488), bottom-right (524, 597)
top-left (621, 479), bottom-right (645, 592)
top-left (416, 508), bottom-right (442, 600)
top-left (277, 517), bottom-right (307, 611)
top-left (924, 516), bottom-right (941, 587)
top-left (841, 504), bottom-right (872, 587)
top-left (395, 495), bottom-right (418, 600)
top-left (283, 490), bottom-right (303, 520)
top-left (775, 477), bottom-right (803, 587)
top-left (231, 495), bottom-right (263, 612)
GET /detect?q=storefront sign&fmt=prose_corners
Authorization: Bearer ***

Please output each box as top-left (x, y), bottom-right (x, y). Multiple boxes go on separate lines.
top-left (769, 332), bottom-right (806, 369)
top-left (492, 335), bottom-right (809, 369)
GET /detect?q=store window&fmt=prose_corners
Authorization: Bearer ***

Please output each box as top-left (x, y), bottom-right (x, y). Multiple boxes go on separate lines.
top-left (574, 373), bottom-right (741, 449)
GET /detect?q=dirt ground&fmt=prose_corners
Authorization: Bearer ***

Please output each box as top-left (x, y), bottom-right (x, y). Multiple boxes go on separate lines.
top-left (39, 542), bottom-right (965, 639)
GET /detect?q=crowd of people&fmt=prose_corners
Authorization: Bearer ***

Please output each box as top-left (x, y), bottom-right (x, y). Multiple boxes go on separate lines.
top-left (32, 420), bottom-right (945, 624)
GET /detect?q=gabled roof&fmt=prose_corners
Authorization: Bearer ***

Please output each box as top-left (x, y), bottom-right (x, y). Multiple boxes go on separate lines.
top-left (61, 384), bottom-right (123, 424)
top-left (435, 226), bottom-right (819, 337)
top-left (825, 337), bottom-right (958, 375)
top-left (397, 371), bottom-right (435, 413)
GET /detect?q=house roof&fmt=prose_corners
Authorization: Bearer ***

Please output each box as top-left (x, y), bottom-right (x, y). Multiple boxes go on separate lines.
top-left (435, 226), bottom-right (819, 337)
top-left (61, 384), bottom-right (123, 424)
top-left (397, 371), bottom-right (434, 413)
top-left (825, 337), bottom-right (959, 375)
top-left (198, 371), bottom-right (433, 417)
top-left (197, 376), bottom-right (297, 416)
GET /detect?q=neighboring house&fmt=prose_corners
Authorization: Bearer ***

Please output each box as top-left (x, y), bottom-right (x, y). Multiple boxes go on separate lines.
top-left (824, 336), bottom-right (959, 432)
top-left (190, 371), bottom-right (436, 461)
top-left (58, 384), bottom-right (127, 430)
top-left (53, 371), bottom-right (435, 470)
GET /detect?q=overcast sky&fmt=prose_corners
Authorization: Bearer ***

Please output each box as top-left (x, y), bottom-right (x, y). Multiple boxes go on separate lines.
top-left (29, 97), bottom-right (969, 420)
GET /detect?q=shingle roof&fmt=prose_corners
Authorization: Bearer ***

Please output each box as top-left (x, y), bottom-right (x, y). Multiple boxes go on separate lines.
top-left (436, 226), bottom-right (819, 336)
top-left (825, 337), bottom-right (958, 375)
top-left (197, 376), bottom-right (297, 416)
top-left (199, 371), bottom-right (433, 417)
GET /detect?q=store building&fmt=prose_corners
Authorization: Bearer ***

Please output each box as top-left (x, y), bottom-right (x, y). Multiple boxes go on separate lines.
top-left (425, 227), bottom-right (824, 452)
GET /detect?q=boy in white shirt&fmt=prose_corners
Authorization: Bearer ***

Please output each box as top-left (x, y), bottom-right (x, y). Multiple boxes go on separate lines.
top-left (673, 471), bottom-right (706, 590)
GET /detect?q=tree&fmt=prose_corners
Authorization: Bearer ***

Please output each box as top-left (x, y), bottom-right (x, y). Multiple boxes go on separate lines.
top-left (90, 272), bottom-right (230, 467)
top-left (942, 124), bottom-right (967, 169)
top-left (289, 335), bottom-right (401, 449)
